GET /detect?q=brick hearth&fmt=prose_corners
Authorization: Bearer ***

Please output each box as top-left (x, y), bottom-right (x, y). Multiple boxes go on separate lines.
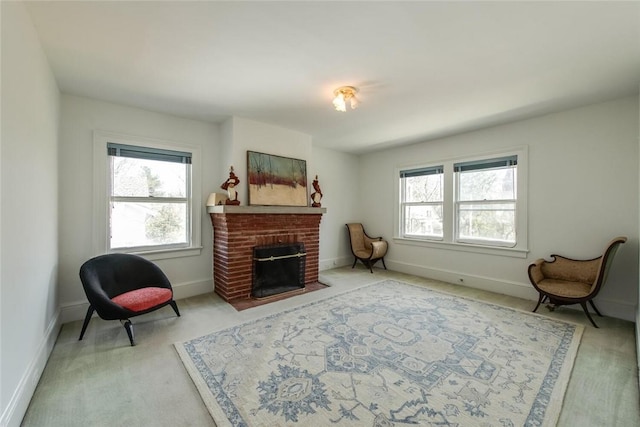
top-left (208, 205), bottom-right (326, 302)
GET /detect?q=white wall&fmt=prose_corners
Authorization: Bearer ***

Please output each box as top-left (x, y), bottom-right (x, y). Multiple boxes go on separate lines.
top-left (58, 95), bottom-right (220, 321)
top-left (1, 3), bottom-right (61, 426)
top-left (310, 146), bottom-right (360, 270)
top-left (220, 116), bottom-right (313, 200)
top-left (218, 117), bottom-right (360, 270)
top-left (359, 96), bottom-right (639, 321)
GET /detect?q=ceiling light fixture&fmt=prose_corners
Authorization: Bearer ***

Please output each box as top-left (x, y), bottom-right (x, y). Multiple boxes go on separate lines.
top-left (332, 86), bottom-right (358, 112)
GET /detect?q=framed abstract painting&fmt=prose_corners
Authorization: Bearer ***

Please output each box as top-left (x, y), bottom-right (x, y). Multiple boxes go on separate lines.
top-left (247, 151), bottom-right (308, 206)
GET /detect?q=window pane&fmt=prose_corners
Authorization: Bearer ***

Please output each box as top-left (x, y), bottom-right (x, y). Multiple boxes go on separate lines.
top-left (112, 157), bottom-right (186, 198)
top-left (404, 205), bottom-right (443, 237)
top-left (457, 202), bottom-right (515, 244)
top-left (458, 167), bottom-right (515, 201)
top-left (111, 202), bottom-right (187, 248)
top-left (404, 174), bottom-right (443, 203)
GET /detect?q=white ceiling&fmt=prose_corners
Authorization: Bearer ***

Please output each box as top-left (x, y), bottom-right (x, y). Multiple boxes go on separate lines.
top-left (25, 1), bottom-right (640, 154)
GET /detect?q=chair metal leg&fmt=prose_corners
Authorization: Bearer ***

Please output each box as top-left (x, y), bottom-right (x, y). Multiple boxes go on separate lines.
top-left (79, 306), bottom-right (95, 341)
top-left (121, 319), bottom-right (135, 346)
top-left (381, 257), bottom-right (387, 270)
top-left (580, 302), bottom-right (599, 328)
top-left (589, 300), bottom-right (603, 317)
top-left (169, 300), bottom-right (181, 317)
top-left (351, 258), bottom-right (357, 269)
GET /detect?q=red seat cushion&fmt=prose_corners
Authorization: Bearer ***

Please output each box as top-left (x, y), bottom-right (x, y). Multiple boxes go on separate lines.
top-left (111, 287), bottom-right (172, 312)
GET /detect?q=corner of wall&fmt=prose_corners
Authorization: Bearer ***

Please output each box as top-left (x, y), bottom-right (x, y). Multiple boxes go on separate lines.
top-left (0, 312), bottom-right (61, 427)
top-left (636, 87), bottom-right (639, 388)
top-left (219, 116), bottom-right (235, 179)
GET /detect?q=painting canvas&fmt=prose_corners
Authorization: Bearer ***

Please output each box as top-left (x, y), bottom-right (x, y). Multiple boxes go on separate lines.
top-left (247, 151), bottom-right (308, 206)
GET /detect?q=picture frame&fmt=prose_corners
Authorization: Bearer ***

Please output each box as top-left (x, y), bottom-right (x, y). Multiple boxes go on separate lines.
top-left (247, 151), bottom-right (308, 206)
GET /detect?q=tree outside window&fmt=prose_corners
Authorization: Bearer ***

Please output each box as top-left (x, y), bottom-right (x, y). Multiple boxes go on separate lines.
top-left (400, 166), bottom-right (443, 239)
top-left (456, 164), bottom-right (516, 245)
top-left (109, 143), bottom-right (191, 251)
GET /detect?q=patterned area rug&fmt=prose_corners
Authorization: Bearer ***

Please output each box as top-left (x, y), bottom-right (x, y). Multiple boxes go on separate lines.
top-left (175, 280), bottom-right (583, 427)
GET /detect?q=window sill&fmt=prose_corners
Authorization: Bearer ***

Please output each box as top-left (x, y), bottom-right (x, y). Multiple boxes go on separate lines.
top-left (393, 237), bottom-right (528, 258)
top-left (117, 246), bottom-right (203, 261)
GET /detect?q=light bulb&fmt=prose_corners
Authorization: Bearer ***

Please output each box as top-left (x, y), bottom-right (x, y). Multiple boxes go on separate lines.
top-left (333, 93), bottom-right (346, 112)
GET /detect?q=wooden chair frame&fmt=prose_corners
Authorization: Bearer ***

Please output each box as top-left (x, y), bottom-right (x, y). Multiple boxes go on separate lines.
top-left (527, 237), bottom-right (626, 327)
top-left (345, 223), bottom-right (388, 273)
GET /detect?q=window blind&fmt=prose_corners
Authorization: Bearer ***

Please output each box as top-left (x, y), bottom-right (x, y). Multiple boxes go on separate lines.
top-left (400, 165), bottom-right (444, 178)
top-left (107, 143), bottom-right (192, 164)
top-left (454, 155), bottom-right (517, 173)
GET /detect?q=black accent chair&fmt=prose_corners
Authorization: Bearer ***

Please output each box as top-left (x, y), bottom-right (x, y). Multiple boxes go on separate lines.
top-left (78, 253), bottom-right (180, 346)
top-left (345, 223), bottom-right (388, 273)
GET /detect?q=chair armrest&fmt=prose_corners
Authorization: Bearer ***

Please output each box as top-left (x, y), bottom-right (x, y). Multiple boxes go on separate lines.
top-left (363, 234), bottom-right (378, 246)
top-left (363, 227), bottom-right (385, 244)
top-left (370, 240), bottom-right (388, 259)
top-left (528, 259), bottom-right (545, 285)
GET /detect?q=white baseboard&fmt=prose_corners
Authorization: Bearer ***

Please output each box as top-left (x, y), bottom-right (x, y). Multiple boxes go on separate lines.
top-left (319, 256), bottom-right (352, 272)
top-left (0, 310), bottom-right (61, 427)
top-left (386, 259), bottom-right (636, 322)
top-left (172, 278), bottom-right (214, 300)
top-left (60, 278), bottom-right (214, 324)
top-left (591, 297), bottom-right (637, 323)
top-left (387, 259), bottom-right (538, 300)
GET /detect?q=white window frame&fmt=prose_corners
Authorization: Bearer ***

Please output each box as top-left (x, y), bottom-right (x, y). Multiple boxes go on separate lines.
top-left (399, 165), bottom-right (444, 240)
top-left (395, 147), bottom-right (528, 258)
top-left (93, 130), bottom-right (202, 260)
top-left (454, 155), bottom-right (518, 248)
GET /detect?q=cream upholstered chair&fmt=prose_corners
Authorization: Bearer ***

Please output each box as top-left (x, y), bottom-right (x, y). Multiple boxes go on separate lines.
top-left (527, 236), bottom-right (626, 327)
top-left (345, 223), bottom-right (388, 273)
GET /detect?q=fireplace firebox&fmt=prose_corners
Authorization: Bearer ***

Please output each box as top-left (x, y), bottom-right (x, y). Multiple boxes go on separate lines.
top-left (252, 243), bottom-right (306, 298)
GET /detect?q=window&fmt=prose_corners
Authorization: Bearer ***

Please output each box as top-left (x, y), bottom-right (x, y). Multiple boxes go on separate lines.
top-left (108, 143), bottom-right (191, 251)
top-left (400, 166), bottom-right (444, 239)
top-left (397, 148), bottom-right (527, 257)
top-left (455, 156), bottom-right (517, 247)
top-left (94, 131), bottom-right (202, 259)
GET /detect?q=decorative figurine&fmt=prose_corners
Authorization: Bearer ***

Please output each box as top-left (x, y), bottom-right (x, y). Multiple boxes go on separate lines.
top-left (221, 166), bottom-right (241, 205)
top-left (310, 175), bottom-right (323, 207)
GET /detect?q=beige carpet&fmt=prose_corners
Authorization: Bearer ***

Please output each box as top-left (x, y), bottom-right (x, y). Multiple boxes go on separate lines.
top-left (176, 279), bottom-right (583, 427)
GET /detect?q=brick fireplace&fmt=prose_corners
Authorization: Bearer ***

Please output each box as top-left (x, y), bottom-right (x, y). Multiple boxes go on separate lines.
top-left (208, 205), bottom-right (326, 302)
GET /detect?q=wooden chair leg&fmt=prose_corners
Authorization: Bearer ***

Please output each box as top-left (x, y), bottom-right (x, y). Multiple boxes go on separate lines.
top-left (589, 300), bottom-right (603, 317)
top-left (381, 258), bottom-right (387, 270)
top-left (580, 302), bottom-right (599, 328)
top-left (532, 294), bottom-right (545, 313)
top-left (79, 306), bottom-right (95, 341)
top-left (351, 258), bottom-right (357, 269)
top-left (366, 260), bottom-right (373, 273)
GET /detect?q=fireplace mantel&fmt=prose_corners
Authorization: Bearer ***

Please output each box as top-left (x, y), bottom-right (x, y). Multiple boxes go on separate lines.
top-left (208, 205), bottom-right (326, 302)
top-left (207, 205), bottom-right (326, 215)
